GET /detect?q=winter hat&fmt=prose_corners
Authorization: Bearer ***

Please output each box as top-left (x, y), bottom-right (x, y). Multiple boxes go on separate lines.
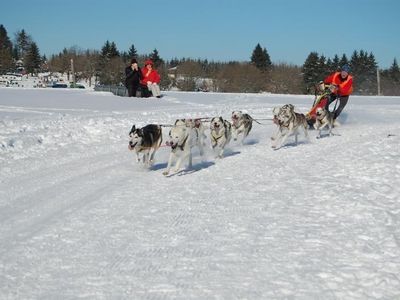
top-left (145, 59), bottom-right (154, 66)
top-left (341, 64), bottom-right (351, 73)
top-left (130, 58), bottom-right (138, 64)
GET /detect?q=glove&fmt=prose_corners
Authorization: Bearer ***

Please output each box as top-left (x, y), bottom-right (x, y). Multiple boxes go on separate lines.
top-left (329, 84), bottom-right (338, 93)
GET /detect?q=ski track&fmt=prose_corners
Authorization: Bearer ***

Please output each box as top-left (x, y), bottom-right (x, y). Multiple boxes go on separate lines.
top-left (0, 90), bottom-right (400, 299)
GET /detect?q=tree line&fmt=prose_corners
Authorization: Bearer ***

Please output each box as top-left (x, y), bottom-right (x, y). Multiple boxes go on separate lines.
top-left (1, 25), bottom-right (399, 95)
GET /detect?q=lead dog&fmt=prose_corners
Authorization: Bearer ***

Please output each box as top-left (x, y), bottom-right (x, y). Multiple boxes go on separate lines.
top-left (128, 124), bottom-right (162, 165)
top-left (271, 104), bottom-right (309, 149)
top-left (163, 119), bottom-right (205, 175)
top-left (210, 116), bottom-right (232, 158)
top-left (314, 107), bottom-right (334, 138)
top-left (231, 111), bottom-right (253, 143)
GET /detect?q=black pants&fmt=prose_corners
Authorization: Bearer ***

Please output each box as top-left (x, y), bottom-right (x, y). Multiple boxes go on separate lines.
top-left (138, 85), bottom-right (152, 98)
top-left (326, 94), bottom-right (349, 119)
top-left (127, 83), bottom-right (140, 97)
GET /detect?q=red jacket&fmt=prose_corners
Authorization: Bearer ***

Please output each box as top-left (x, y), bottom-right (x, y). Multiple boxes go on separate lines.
top-left (324, 72), bottom-right (353, 96)
top-left (141, 66), bottom-right (160, 85)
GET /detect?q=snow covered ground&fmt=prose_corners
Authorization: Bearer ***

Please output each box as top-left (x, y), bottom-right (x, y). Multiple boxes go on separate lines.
top-left (1, 88), bottom-right (399, 299)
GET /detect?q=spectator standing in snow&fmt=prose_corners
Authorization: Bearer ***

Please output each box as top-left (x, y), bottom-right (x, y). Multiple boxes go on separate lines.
top-left (125, 58), bottom-right (142, 97)
top-left (323, 64), bottom-right (353, 120)
top-left (140, 59), bottom-right (162, 98)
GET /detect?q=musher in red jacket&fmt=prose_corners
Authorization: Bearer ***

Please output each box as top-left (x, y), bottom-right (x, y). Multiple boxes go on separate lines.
top-left (324, 64), bottom-right (353, 119)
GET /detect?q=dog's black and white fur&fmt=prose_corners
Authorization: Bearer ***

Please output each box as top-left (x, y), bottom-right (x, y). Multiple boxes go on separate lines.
top-left (271, 104), bottom-right (309, 149)
top-left (210, 116), bottom-right (232, 158)
top-left (314, 107), bottom-right (334, 138)
top-left (163, 119), bottom-right (205, 175)
top-left (231, 111), bottom-right (253, 143)
top-left (128, 124), bottom-right (162, 165)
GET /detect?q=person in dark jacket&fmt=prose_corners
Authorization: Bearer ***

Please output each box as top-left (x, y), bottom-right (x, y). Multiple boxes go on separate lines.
top-left (125, 58), bottom-right (142, 97)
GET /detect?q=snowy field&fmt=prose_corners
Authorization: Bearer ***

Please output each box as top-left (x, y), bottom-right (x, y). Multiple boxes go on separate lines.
top-left (0, 88), bottom-right (399, 299)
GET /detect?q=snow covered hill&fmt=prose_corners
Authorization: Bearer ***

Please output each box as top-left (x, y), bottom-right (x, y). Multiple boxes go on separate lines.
top-left (1, 88), bottom-right (399, 299)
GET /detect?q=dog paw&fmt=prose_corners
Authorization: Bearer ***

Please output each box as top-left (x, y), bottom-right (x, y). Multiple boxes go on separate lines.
top-left (162, 171), bottom-right (169, 176)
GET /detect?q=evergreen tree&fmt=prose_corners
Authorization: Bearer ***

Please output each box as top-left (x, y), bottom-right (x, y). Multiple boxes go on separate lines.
top-left (98, 41), bottom-right (123, 85)
top-left (127, 44), bottom-right (138, 59)
top-left (367, 52), bottom-right (378, 71)
top-left (15, 29), bottom-right (32, 60)
top-left (101, 40), bottom-right (119, 60)
top-left (262, 47), bottom-right (272, 69)
top-left (326, 58), bottom-right (333, 73)
top-left (350, 50), bottom-right (360, 72)
top-left (339, 54), bottom-right (349, 68)
top-left (150, 48), bottom-right (163, 68)
top-left (0, 24), bottom-right (13, 50)
top-left (0, 24), bottom-right (14, 73)
top-left (380, 58), bottom-right (400, 95)
top-left (250, 43), bottom-right (271, 71)
top-left (109, 42), bottom-right (119, 57)
top-left (24, 42), bottom-right (41, 74)
top-left (331, 54), bottom-right (341, 71)
top-left (101, 40), bottom-right (111, 58)
top-left (302, 51), bottom-right (321, 91)
top-left (251, 44), bottom-right (263, 68)
top-left (351, 50), bottom-right (378, 95)
top-left (389, 58), bottom-right (400, 81)
top-left (318, 55), bottom-right (329, 78)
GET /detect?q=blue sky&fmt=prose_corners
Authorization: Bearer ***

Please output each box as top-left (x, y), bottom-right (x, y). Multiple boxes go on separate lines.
top-left (1, 0), bottom-right (399, 68)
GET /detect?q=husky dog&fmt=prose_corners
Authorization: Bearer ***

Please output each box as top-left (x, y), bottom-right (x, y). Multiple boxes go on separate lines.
top-left (163, 120), bottom-right (205, 175)
top-left (271, 104), bottom-right (309, 150)
top-left (231, 111), bottom-right (253, 143)
top-left (271, 105), bottom-right (290, 137)
top-left (174, 118), bottom-right (207, 149)
top-left (210, 116), bottom-right (232, 158)
top-left (128, 124), bottom-right (162, 165)
top-left (314, 107), bottom-right (334, 138)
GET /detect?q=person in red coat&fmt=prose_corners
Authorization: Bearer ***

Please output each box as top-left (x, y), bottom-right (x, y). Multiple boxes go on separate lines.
top-left (140, 59), bottom-right (161, 98)
top-left (323, 64), bottom-right (353, 120)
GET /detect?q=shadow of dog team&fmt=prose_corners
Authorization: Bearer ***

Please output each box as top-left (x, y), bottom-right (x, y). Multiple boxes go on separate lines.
top-left (125, 58), bottom-right (161, 98)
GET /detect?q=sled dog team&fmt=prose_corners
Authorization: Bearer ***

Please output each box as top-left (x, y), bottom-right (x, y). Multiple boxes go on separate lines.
top-left (129, 105), bottom-right (334, 175)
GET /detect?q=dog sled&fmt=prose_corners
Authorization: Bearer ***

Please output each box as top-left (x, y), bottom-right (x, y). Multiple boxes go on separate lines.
top-left (305, 82), bottom-right (333, 127)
